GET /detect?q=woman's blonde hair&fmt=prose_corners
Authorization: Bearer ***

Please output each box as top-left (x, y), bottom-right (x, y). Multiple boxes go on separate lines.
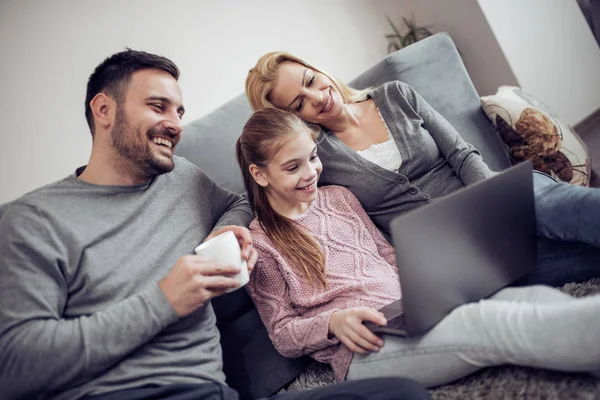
top-left (236, 108), bottom-right (327, 288)
top-left (245, 51), bottom-right (370, 112)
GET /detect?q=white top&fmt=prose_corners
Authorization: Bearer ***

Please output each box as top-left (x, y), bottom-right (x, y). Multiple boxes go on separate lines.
top-left (356, 109), bottom-right (403, 172)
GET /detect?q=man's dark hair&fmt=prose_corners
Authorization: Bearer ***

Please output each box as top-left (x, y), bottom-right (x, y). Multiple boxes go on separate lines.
top-left (84, 49), bottom-right (180, 136)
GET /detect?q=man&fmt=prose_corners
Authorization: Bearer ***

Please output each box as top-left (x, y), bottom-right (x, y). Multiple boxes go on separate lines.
top-left (0, 50), bottom-right (429, 400)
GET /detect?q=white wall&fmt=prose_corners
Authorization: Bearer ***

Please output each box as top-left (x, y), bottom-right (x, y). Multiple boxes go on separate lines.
top-left (0, 0), bottom-right (406, 203)
top-left (401, 0), bottom-right (518, 97)
top-left (478, 0), bottom-right (600, 125)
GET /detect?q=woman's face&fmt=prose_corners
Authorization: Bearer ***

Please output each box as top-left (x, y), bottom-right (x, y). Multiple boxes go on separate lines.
top-left (268, 61), bottom-right (344, 126)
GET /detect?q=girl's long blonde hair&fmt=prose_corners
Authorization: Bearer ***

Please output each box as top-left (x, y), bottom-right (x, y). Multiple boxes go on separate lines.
top-left (245, 51), bottom-right (370, 112)
top-left (236, 108), bottom-right (327, 288)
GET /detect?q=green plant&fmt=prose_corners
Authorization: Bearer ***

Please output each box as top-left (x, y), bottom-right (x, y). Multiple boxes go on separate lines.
top-left (386, 15), bottom-right (434, 54)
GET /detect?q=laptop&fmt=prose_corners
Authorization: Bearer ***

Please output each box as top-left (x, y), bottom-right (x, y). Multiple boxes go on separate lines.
top-left (363, 161), bottom-right (537, 337)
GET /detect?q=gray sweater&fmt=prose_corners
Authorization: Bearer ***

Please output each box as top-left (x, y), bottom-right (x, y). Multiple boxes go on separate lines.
top-left (317, 81), bottom-right (495, 239)
top-left (0, 156), bottom-right (254, 400)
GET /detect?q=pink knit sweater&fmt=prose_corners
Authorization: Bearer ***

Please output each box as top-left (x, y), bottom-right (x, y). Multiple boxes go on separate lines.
top-left (247, 185), bottom-right (402, 382)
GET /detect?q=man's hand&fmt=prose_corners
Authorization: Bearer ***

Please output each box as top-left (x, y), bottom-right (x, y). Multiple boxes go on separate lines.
top-left (159, 255), bottom-right (240, 318)
top-left (205, 225), bottom-right (258, 273)
top-left (329, 307), bottom-right (387, 354)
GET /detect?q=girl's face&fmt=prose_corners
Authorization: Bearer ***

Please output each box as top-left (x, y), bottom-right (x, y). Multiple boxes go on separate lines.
top-left (268, 61), bottom-right (344, 126)
top-left (252, 127), bottom-right (322, 212)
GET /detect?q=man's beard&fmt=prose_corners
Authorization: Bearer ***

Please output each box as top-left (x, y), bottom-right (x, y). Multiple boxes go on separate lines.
top-left (111, 106), bottom-right (175, 179)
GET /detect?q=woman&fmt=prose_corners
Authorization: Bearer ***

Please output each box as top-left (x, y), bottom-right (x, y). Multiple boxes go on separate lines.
top-left (236, 107), bottom-right (600, 387)
top-left (245, 51), bottom-right (600, 287)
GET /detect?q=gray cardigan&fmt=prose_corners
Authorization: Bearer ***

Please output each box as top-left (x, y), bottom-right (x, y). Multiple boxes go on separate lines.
top-left (317, 81), bottom-right (495, 239)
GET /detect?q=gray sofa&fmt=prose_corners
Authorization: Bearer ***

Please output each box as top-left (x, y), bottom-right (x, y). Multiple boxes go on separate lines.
top-left (175, 32), bottom-right (513, 399)
top-left (6, 32), bottom-right (500, 399)
top-left (177, 32), bottom-right (510, 196)
top-left (2, 32), bottom-right (596, 399)
top-left (177, 32), bottom-right (600, 399)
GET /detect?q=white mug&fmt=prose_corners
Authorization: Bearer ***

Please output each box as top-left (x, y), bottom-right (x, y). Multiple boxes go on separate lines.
top-left (194, 230), bottom-right (249, 293)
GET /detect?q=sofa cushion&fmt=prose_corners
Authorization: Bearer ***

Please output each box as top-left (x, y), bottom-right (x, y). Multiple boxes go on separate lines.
top-left (218, 308), bottom-right (310, 400)
top-left (0, 202), bottom-right (8, 220)
top-left (175, 32), bottom-right (511, 399)
top-left (349, 33), bottom-right (511, 172)
top-left (481, 86), bottom-right (591, 186)
top-left (177, 94), bottom-right (251, 195)
top-left (176, 33), bottom-right (512, 198)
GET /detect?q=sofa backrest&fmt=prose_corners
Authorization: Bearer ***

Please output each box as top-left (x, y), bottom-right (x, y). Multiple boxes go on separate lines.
top-left (174, 32), bottom-right (514, 398)
top-left (176, 32), bottom-right (511, 196)
top-left (0, 33), bottom-right (511, 400)
top-left (176, 94), bottom-right (252, 194)
top-left (349, 33), bottom-right (511, 172)
top-left (0, 202), bottom-right (8, 220)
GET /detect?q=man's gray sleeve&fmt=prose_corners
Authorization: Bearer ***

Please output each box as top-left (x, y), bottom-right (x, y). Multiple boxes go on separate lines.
top-left (0, 203), bottom-right (179, 399)
top-left (211, 185), bottom-right (254, 230)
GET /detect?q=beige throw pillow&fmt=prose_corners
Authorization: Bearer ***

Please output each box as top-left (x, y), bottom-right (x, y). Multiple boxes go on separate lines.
top-left (481, 86), bottom-right (590, 186)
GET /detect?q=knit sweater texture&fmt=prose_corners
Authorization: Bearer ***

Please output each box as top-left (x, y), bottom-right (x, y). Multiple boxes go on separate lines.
top-left (247, 186), bottom-right (401, 382)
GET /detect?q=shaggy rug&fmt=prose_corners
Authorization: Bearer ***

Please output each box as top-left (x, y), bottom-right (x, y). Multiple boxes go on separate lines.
top-left (279, 278), bottom-right (600, 399)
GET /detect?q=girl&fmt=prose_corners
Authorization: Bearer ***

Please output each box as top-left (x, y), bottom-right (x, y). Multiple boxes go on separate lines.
top-left (236, 107), bottom-right (600, 388)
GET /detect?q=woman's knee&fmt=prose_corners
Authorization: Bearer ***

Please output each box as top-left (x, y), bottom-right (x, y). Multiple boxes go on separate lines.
top-left (490, 285), bottom-right (567, 303)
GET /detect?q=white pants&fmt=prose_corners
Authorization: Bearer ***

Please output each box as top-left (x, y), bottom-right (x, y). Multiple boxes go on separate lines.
top-left (347, 286), bottom-right (600, 387)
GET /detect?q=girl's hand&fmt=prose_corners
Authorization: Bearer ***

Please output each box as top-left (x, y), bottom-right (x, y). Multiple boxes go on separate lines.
top-left (329, 307), bottom-right (387, 354)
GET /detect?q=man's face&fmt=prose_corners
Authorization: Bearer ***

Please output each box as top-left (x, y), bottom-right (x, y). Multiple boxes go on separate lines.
top-left (110, 69), bottom-right (185, 178)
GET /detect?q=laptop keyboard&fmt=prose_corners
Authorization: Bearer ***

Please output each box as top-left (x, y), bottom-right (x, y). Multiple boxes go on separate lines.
top-left (386, 314), bottom-right (406, 330)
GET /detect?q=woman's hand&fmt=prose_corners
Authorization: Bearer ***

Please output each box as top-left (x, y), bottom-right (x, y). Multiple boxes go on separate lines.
top-left (205, 225), bottom-right (258, 273)
top-left (329, 307), bottom-right (387, 354)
